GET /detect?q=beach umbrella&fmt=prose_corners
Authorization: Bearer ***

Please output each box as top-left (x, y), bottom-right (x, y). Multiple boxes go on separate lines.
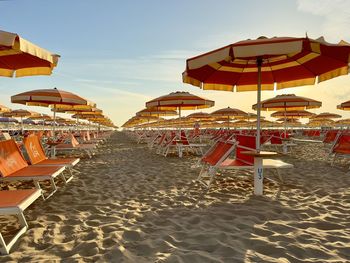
top-left (0, 104), bottom-right (11, 113)
top-left (186, 112), bottom-right (212, 120)
top-left (252, 94), bottom-right (321, 134)
top-left (271, 109), bottom-right (315, 118)
top-left (337, 100), bottom-right (350, 110)
top-left (11, 88), bottom-right (96, 132)
top-left (146, 91), bottom-right (214, 115)
top-left (3, 109), bottom-right (40, 131)
top-left (311, 112), bottom-right (342, 120)
top-left (145, 91), bottom-right (214, 132)
top-left (136, 108), bottom-right (178, 117)
top-left (0, 29), bottom-right (60, 77)
top-left (211, 107), bottom-right (247, 128)
top-left (183, 36), bottom-right (350, 151)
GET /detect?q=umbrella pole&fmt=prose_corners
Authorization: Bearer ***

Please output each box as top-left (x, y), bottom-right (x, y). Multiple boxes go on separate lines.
top-left (254, 57), bottom-right (263, 196)
top-left (21, 116), bottom-right (23, 134)
top-left (256, 58), bottom-right (262, 152)
top-left (227, 115), bottom-right (230, 130)
top-left (53, 105), bottom-right (56, 136)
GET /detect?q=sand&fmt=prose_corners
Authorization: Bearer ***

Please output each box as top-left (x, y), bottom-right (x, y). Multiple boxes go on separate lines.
top-left (0, 132), bottom-right (349, 262)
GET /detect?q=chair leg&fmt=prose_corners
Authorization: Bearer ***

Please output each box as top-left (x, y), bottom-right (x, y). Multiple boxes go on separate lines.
top-left (62, 167), bottom-right (74, 184)
top-left (275, 169), bottom-right (284, 183)
top-left (0, 212), bottom-right (28, 255)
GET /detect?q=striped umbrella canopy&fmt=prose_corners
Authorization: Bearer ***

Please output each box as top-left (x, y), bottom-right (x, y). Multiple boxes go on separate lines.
top-left (271, 110), bottom-right (315, 118)
top-left (211, 107), bottom-right (247, 128)
top-left (253, 94), bottom-right (321, 134)
top-left (311, 112), bottom-right (342, 120)
top-left (0, 29), bottom-right (60, 77)
top-left (28, 113), bottom-right (52, 120)
top-left (11, 88), bottom-right (96, 132)
top-left (183, 36), bottom-right (350, 151)
top-left (337, 100), bottom-right (350, 110)
top-left (252, 94), bottom-right (322, 111)
top-left (186, 112), bottom-right (213, 120)
top-left (307, 118), bottom-right (334, 127)
top-left (0, 104), bottom-right (11, 113)
top-left (11, 88), bottom-right (95, 108)
top-left (336, 118), bottom-right (350, 125)
top-left (2, 109), bottom-right (40, 118)
top-left (0, 117), bottom-right (18, 123)
top-left (146, 91), bottom-right (214, 116)
top-left (2, 109), bottom-right (40, 131)
top-left (136, 107), bottom-right (178, 117)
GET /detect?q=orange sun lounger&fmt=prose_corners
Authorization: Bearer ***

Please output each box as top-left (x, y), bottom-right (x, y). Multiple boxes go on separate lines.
top-left (23, 134), bottom-right (80, 182)
top-left (0, 189), bottom-right (42, 254)
top-left (197, 135), bottom-right (293, 189)
top-left (0, 139), bottom-right (67, 199)
top-left (52, 134), bottom-right (96, 158)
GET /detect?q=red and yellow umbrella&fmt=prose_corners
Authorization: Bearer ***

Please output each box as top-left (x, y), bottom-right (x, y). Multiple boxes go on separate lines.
top-left (183, 36), bottom-right (350, 151)
top-left (146, 91), bottom-right (214, 116)
top-left (311, 112), bottom-right (342, 120)
top-left (211, 107), bottom-right (247, 128)
top-left (252, 94), bottom-right (321, 111)
top-left (11, 88), bottom-right (96, 132)
top-left (271, 110), bottom-right (315, 118)
top-left (0, 29), bottom-right (60, 77)
top-left (337, 100), bottom-right (350, 110)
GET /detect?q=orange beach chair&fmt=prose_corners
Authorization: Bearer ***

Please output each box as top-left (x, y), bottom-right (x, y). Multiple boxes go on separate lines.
top-left (0, 139), bottom-right (67, 199)
top-left (23, 134), bottom-right (80, 182)
top-left (0, 189), bottom-right (42, 254)
top-left (197, 135), bottom-right (293, 189)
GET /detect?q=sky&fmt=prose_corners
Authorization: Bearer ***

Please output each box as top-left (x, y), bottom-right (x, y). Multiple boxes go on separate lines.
top-left (1, 0), bottom-right (350, 126)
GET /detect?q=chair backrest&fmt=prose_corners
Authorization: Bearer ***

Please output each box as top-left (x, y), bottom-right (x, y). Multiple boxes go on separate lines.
top-left (23, 134), bottom-right (47, 165)
top-left (323, 130), bottom-right (339, 143)
top-left (2, 132), bottom-right (12, 140)
top-left (202, 140), bottom-right (236, 166)
top-left (332, 134), bottom-right (350, 154)
top-left (180, 131), bottom-right (190, 145)
top-left (0, 139), bottom-right (29, 177)
top-left (235, 135), bottom-right (255, 165)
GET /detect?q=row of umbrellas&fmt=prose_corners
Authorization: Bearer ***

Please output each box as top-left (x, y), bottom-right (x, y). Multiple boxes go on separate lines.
top-left (0, 29), bottom-right (115, 130)
top-left (123, 92), bottom-right (348, 130)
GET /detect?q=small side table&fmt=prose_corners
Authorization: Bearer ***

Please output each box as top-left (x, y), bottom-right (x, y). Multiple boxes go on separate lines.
top-left (241, 151), bottom-right (278, 195)
top-left (47, 141), bottom-right (60, 158)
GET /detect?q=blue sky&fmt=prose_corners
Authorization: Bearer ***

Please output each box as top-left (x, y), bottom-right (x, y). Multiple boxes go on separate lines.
top-left (1, 0), bottom-right (350, 125)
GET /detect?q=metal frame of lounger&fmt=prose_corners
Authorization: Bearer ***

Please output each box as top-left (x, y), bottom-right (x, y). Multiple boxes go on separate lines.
top-left (198, 143), bottom-right (294, 189)
top-left (1, 167), bottom-right (66, 200)
top-left (53, 144), bottom-right (95, 159)
top-left (31, 159), bottom-right (79, 183)
top-left (197, 140), bottom-right (237, 188)
top-left (0, 189), bottom-right (42, 254)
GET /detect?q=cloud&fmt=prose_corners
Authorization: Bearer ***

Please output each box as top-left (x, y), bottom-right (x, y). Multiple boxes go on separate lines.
top-left (297, 0), bottom-right (350, 41)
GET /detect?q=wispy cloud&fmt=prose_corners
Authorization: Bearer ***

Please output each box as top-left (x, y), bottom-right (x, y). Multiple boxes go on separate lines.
top-left (297, 0), bottom-right (350, 41)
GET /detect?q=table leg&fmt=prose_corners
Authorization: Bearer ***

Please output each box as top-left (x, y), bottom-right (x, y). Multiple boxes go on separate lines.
top-left (254, 157), bottom-right (264, 195)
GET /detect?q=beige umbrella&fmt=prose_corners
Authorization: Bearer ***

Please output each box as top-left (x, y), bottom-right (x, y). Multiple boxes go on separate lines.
top-left (146, 91), bottom-right (214, 133)
top-left (211, 107), bottom-right (247, 129)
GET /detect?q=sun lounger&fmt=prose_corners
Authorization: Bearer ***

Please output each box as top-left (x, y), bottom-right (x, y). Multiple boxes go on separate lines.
top-left (0, 139), bottom-right (67, 199)
top-left (0, 189), bottom-right (42, 254)
top-left (23, 134), bottom-right (80, 182)
top-left (197, 135), bottom-right (293, 189)
top-left (52, 134), bottom-right (96, 158)
top-left (330, 133), bottom-right (350, 167)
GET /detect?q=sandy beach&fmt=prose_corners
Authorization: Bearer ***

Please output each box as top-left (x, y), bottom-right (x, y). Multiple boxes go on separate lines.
top-left (0, 131), bottom-right (349, 262)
